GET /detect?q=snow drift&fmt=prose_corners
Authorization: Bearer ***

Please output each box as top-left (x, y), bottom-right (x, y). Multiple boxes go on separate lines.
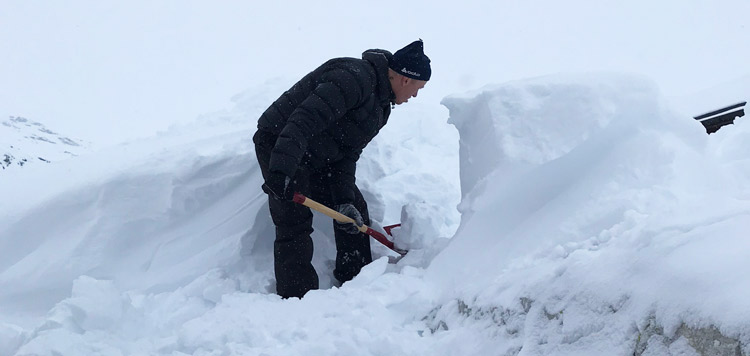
top-left (427, 73), bottom-right (750, 355)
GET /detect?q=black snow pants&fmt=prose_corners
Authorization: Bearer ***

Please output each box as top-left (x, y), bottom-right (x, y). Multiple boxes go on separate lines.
top-left (254, 130), bottom-right (373, 299)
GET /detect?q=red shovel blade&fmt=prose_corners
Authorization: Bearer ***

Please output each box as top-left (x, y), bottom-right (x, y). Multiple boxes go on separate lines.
top-left (364, 227), bottom-right (407, 256)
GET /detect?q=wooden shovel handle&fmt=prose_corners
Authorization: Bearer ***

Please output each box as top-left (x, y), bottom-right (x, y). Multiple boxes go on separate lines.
top-left (293, 193), bottom-right (367, 233)
top-left (292, 193), bottom-right (406, 255)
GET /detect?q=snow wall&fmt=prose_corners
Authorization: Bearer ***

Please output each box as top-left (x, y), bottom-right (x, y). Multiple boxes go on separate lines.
top-left (426, 73), bottom-right (750, 355)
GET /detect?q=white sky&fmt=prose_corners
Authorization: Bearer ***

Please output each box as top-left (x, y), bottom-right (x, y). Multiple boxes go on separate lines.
top-left (1, 0), bottom-right (748, 144)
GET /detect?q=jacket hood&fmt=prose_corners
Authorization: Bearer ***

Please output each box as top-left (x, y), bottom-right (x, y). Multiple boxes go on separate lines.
top-left (362, 49), bottom-right (395, 105)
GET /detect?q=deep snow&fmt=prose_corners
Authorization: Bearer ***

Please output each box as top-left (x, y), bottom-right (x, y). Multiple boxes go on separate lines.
top-left (1, 71), bottom-right (748, 355)
top-left (431, 74), bottom-right (750, 355)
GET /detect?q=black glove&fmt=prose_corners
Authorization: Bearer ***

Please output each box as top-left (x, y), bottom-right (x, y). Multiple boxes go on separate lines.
top-left (334, 203), bottom-right (364, 234)
top-left (262, 172), bottom-right (294, 201)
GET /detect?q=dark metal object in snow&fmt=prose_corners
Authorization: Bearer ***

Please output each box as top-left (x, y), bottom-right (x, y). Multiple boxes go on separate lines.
top-left (694, 101), bottom-right (746, 134)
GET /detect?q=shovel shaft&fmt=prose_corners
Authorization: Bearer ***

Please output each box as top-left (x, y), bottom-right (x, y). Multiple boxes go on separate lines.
top-left (292, 193), bottom-right (406, 255)
top-left (292, 193), bottom-right (367, 233)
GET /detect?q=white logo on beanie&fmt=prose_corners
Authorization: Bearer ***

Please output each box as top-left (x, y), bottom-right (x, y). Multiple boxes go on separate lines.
top-left (401, 67), bottom-right (421, 77)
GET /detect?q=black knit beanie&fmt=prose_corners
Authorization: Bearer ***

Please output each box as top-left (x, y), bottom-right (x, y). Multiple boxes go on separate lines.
top-left (389, 39), bottom-right (431, 81)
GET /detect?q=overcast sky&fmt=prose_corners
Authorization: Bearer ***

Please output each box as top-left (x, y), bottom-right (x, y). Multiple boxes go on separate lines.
top-left (2, 0), bottom-right (748, 145)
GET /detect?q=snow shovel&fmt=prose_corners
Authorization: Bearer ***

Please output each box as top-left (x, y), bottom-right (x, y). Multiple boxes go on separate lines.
top-left (292, 193), bottom-right (407, 256)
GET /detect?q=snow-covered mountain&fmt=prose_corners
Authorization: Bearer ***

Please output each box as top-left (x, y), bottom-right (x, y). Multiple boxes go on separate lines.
top-left (1, 116), bottom-right (89, 172)
top-left (1, 73), bottom-right (748, 356)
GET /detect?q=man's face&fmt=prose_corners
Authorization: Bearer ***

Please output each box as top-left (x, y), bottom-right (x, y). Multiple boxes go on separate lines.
top-left (394, 77), bottom-right (427, 105)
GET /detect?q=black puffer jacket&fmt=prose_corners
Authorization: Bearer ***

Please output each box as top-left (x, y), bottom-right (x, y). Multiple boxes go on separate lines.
top-left (255, 49), bottom-right (395, 204)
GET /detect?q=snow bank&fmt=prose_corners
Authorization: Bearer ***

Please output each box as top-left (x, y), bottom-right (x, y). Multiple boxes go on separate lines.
top-left (427, 73), bottom-right (750, 354)
top-left (0, 129), bottom-right (267, 323)
top-left (433, 73), bottom-right (691, 288)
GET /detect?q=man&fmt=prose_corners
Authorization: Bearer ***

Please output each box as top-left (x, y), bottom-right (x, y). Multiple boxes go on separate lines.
top-left (253, 40), bottom-right (431, 298)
